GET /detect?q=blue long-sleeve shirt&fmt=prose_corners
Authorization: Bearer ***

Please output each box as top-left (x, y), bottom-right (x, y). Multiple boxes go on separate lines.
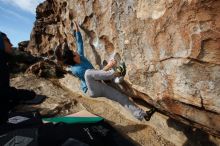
top-left (70, 31), bottom-right (94, 93)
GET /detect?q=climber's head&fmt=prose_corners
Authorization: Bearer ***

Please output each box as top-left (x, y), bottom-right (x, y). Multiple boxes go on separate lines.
top-left (0, 31), bottom-right (13, 54)
top-left (55, 46), bottom-right (80, 66)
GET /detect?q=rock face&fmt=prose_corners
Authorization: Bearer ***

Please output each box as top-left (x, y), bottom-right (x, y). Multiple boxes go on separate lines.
top-left (26, 0), bottom-right (220, 136)
top-left (18, 41), bottom-right (29, 51)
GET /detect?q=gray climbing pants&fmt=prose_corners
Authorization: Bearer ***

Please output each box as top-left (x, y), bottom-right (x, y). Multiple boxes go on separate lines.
top-left (84, 69), bottom-right (145, 120)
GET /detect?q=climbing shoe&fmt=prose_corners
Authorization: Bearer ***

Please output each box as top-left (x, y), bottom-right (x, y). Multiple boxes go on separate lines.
top-left (144, 107), bottom-right (156, 121)
top-left (115, 61), bottom-right (126, 76)
top-left (113, 62), bottom-right (126, 84)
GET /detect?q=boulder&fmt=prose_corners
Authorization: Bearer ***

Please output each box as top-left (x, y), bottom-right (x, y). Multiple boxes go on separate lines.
top-left (26, 0), bottom-right (220, 137)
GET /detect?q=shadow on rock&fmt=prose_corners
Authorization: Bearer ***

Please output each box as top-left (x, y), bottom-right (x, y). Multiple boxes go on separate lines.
top-left (26, 60), bottom-right (67, 79)
top-left (8, 50), bottom-right (41, 74)
top-left (167, 118), bottom-right (217, 146)
top-left (108, 121), bottom-right (147, 146)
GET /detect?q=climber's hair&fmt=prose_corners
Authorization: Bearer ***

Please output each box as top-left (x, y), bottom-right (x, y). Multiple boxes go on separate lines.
top-left (55, 47), bottom-right (76, 66)
top-left (63, 48), bottom-right (76, 65)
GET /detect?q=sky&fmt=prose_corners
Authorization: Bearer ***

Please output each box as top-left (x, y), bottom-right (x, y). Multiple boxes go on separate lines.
top-left (0, 0), bottom-right (45, 47)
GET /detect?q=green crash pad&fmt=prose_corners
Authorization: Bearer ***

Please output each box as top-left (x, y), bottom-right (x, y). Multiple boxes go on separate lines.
top-left (42, 116), bottom-right (103, 124)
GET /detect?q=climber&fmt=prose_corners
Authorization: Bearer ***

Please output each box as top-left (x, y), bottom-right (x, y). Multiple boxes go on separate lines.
top-left (0, 31), bottom-right (46, 123)
top-left (55, 20), bottom-right (156, 121)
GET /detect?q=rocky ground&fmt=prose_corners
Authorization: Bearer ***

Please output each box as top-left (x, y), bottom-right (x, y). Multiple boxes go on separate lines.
top-left (11, 73), bottom-right (220, 146)
top-left (11, 73), bottom-right (174, 146)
